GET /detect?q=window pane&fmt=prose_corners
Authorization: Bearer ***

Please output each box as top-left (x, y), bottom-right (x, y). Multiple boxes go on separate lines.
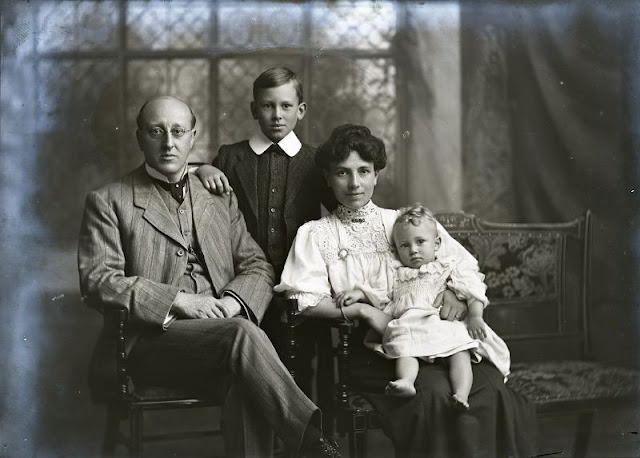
top-left (217, 2), bottom-right (305, 50)
top-left (36, 59), bottom-right (123, 240)
top-left (127, 59), bottom-right (211, 162)
top-left (127, 1), bottom-right (211, 50)
top-left (309, 57), bottom-right (398, 207)
top-left (37, 1), bottom-right (119, 52)
top-left (311, 1), bottom-right (396, 50)
top-left (38, 59), bottom-right (121, 130)
top-left (217, 57), bottom-right (303, 146)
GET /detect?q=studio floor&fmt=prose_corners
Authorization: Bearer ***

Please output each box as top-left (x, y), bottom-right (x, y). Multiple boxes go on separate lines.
top-left (37, 404), bottom-right (640, 457)
top-left (2, 292), bottom-right (639, 457)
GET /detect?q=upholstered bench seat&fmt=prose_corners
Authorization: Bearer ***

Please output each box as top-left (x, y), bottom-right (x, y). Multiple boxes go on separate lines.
top-left (340, 360), bottom-right (640, 425)
top-left (507, 360), bottom-right (640, 410)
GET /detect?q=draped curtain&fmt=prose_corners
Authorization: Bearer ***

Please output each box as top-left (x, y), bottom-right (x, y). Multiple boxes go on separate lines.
top-left (394, 3), bottom-right (463, 212)
top-left (462, 2), bottom-right (638, 366)
top-left (509, 3), bottom-right (637, 366)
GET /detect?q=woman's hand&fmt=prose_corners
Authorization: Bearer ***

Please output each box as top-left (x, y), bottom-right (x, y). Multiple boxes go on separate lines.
top-left (437, 289), bottom-right (467, 321)
top-left (335, 289), bottom-right (366, 307)
top-left (467, 316), bottom-right (487, 340)
top-left (195, 164), bottom-right (233, 194)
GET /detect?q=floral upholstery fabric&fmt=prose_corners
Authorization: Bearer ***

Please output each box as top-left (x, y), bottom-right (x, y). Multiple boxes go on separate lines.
top-left (454, 232), bottom-right (559, 301)
top-left (507, 360), bottom-right (640, 405)
top-left (346, 360), bottom-right (640, 415)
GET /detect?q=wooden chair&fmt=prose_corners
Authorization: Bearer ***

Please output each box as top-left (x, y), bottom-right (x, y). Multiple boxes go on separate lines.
top-left (90, 305), bottom-right (223, 457)
top-left (287, 210), bottom-right (640, 458)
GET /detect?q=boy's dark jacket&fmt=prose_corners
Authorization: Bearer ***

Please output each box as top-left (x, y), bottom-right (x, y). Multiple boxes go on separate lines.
top-left (213, 140), bottom-right (326, 252)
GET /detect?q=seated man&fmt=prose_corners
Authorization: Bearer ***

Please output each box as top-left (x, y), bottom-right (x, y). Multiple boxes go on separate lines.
top-left (78, 95), bottom-right (340, 458)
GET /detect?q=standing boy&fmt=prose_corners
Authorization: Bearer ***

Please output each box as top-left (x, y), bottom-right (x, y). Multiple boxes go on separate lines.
top-left (194, 67), bottom-right (327, 396)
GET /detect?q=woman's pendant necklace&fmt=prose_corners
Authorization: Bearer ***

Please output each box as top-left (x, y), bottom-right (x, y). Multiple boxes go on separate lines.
top-left (335, 215), bottom-right (352, 260)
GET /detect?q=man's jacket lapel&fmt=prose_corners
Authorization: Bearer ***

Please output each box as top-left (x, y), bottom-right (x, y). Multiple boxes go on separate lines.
top-left (132, 169), bottom-right (188, 250)
top-left (189, 175), bottom-right (229, 293)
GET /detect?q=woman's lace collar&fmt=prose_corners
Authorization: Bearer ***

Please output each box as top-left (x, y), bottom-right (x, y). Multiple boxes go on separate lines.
top-left (335, 201), bottom-right (378, 224)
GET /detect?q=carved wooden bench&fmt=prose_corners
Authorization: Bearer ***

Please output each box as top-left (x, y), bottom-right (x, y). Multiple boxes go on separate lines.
top-left (287, 210), bottom-right (640, 458)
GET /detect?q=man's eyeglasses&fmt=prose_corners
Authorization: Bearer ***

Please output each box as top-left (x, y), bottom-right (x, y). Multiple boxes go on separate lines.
top-left (146, 126), bottom-right (192, 139)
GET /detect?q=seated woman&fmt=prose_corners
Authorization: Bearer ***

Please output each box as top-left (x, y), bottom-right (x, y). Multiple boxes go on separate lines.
top-left (275, 124), bottom-right (536, 458)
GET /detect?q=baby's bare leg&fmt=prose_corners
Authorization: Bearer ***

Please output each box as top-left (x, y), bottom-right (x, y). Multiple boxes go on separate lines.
top-left (385, 357), bottom-right (419, 397)
top-left (361, 306), bottom-right (392, 335)
top-left (449, 350), bottom-right (472, 409)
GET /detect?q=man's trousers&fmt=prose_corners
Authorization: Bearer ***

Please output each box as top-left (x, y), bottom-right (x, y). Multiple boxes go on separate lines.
top-left (128, 317), bottom-right (318, 457)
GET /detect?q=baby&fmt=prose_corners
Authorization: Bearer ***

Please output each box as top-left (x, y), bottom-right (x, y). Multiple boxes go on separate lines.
top-left (337, 204), bottom-right (510, 409)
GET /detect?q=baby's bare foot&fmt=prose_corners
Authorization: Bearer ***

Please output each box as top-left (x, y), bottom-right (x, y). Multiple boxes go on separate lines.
top-left (451, 393), bottom-right (470, 411)
top-left (385, 380), bottom-right (416, 397)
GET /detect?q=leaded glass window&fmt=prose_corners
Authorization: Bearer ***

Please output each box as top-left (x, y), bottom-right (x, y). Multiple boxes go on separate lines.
top-left (29, 0), bottom-right (403, 241)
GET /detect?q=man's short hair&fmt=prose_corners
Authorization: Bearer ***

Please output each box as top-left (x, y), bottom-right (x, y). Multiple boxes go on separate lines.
top-left (253, 67), bottom-right (304, 103)
top-left (135, 96), bottom-right (197, 130)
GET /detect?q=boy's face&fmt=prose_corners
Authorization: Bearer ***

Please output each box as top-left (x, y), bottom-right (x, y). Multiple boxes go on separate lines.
top-left (251, 81), bottom-right (306, 143)
top-left (393, 221), bottom-right (440, 268)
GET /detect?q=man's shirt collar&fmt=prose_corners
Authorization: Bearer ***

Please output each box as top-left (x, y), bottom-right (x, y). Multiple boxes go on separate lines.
top-left (248, 130), bottom-right (302, 157)
top-left (145, 163), bottom-right (188, 183)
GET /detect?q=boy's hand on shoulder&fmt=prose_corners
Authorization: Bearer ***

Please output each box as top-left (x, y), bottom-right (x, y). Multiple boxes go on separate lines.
top-left (195, 164), bottom-right (233, 195)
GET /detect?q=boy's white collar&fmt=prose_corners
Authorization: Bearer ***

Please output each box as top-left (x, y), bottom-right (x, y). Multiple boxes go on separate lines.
top-left (249, 130), bottom-right (302, 157)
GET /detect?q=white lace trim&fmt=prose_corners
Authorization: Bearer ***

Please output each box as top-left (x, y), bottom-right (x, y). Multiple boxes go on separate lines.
top-left (394, 259), bottom-right (454, 283)
top-left (393, 264), bottom-right (452, 303)
top-left (335, 201), bottom-right (377, 222)
top-left (290, 291), bottom-right (330, 312)
top-left (309, 204), bottom-right (393, 264)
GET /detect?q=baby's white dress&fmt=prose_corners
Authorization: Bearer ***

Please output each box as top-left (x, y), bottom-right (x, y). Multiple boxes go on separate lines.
top-left (368, 258), bottom-right (511, 378)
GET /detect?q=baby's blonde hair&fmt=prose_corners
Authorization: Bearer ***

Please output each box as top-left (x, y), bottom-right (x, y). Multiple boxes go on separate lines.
top-left (392, 203), bottom-right (438, 243)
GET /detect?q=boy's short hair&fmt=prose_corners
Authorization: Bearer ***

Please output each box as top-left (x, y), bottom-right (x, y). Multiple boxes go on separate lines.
top-left (253, 67), bottom-right (304, 103)
top-left (393, 203), bottom-right (438, 236)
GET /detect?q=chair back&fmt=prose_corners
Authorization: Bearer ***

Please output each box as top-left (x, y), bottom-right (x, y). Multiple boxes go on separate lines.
top-left (435, 211), bottom-right (592, 362)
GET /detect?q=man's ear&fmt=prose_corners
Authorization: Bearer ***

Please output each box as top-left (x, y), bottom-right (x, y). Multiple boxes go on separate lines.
top-left (189, 129), bottom-right (197, 149)
top-left (296, 102), bottom-right (307, 121)
top-left (250, 101), bottom-right (258, 120)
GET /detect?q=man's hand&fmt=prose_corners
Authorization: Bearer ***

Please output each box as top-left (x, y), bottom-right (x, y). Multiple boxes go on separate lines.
top-left (195, 164), bottom-right (233, 195)
top-left (437, 289), bottom-right (467, 321)
top-left (172, 292), bottom-right (241, 319)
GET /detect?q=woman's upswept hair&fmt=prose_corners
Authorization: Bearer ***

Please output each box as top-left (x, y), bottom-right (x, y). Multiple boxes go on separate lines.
top-left (315, 124), bottom-right (387, 171)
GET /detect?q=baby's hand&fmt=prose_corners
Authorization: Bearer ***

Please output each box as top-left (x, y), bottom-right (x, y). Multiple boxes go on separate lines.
top-left (467, 316), bottom-right (487, 340)
top-left (335, 290), bottom-right (365, 308)
top-left (196, 164), bottom-right (233, 194)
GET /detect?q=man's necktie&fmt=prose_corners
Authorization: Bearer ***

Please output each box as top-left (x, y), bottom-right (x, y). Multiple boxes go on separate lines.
top-left (155, 175), bottom-right (188, 203)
